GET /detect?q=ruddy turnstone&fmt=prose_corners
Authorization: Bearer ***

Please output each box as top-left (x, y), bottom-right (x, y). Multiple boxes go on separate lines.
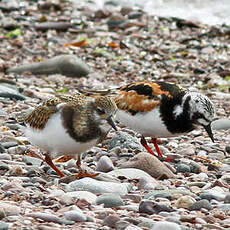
top-left (21, 94), bottom-right (117, 178)
top-left (82, 81), bottom-right (216, 158)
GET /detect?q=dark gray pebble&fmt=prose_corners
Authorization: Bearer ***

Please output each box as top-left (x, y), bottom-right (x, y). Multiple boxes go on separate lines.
top-left (193, 68), bottom-right (205, 74)
top-left (108, 131), bottom-right (145, 151)
top-left (0, 144), bottom-right (6, 153)
top-left (0, 162), bottom-right (10, 171)
top-left (128, 11), bottom-right (143, 19)
top-left (176, 163), bottom-right (191, 173)
top-left (0, 92), bottom-right (25, 101)
top-left (189, 199), bottom-right (212, 211)
top-left (139, 200), bottom-right (175, 215)
top-left (225, 143), bottom-right (230, 154)
top-left (189, 161), bottom-right (202, 174)
top-left (200, 192), bottom-right (224, 202)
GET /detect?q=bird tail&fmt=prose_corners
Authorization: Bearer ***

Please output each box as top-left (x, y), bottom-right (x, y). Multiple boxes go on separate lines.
top-left (78, 86), bottom-right (120, 97)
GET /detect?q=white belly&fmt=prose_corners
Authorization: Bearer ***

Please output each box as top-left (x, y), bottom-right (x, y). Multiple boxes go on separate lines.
top-left (116, 108), bottom-right (172, 138)
top-left (24, 112), bottom-right (98, 158)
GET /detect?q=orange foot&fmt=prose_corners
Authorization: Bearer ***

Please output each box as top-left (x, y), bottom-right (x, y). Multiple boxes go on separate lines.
top-left (55, 155), bottom-right (73, 163)
top-left (75, 171), bottom-right (99, 179)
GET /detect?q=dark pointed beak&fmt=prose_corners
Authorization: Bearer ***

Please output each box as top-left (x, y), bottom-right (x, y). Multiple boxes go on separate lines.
top-left (203, 123), bottom-right (214, 142)
top-left (107, 116), bottom-right (117, 131)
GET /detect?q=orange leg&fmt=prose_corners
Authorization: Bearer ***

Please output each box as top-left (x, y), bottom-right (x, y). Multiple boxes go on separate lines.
top-left (75, 155), bottom-right (99, 179)
top-left (140, 136), bottom-right (156, 156)
top-left (151, 138), bottom-right (163, 158)
top-left (26, 149), bottom-right (65, 177)
top-left (44, 154), bottom-right (65, 177)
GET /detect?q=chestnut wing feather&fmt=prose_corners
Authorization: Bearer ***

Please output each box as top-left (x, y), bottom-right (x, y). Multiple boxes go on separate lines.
top-left (115, 82), bottom-right (167, 113)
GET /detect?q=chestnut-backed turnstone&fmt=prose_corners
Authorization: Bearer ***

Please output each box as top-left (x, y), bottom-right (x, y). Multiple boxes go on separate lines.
top-left (21, 94), bottom-right (117, 177)
top-left (82, 81), bottom-right (216, 158)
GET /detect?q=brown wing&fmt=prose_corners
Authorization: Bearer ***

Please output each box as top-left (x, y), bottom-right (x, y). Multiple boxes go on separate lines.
top-left (24, 95), bottom-right (87, 130)
top-left (115, 81), bottom-right (186, 113)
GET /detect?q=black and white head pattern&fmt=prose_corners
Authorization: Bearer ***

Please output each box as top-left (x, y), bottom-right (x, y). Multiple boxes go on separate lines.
top-left (183, 92), bottom-right (216, 126)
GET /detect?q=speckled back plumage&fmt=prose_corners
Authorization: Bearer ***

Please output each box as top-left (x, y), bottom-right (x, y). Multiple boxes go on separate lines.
top-left (24, 94), bottom-right (88, 130)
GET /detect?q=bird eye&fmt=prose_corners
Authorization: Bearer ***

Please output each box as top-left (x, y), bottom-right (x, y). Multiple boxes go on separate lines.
top-left (96, 107), bottom-right (105, 115)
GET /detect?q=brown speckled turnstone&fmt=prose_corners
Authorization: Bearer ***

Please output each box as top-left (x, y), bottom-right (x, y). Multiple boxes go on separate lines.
top-left (22, 94), bottom-right (117, 177)
top-left (82, 81), bottom-right (216, 159)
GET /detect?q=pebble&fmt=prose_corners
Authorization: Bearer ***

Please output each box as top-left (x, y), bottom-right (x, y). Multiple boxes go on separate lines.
top-left (2, 142), bottom-right (18, 149)
top-left (102, 214), bottom-right (120, 228)
top-left (145, 188), bottom-right (195, 200)
top-left (96, 155), bottom-right (114, 172)
top-left (22, 156), bottom-right (43, 166)
top-left (167, 141), bottom-right (178, 148)
top-left (180, 215), bottom-right (196, 224)
top-left (0, 162), bottom-right (9, 171)
top-left (108, 131), bottom-right (145, 151)
top-left (0, 84), bottom-right (25, 101)
top-left (122, 204), bottom-right (139, 212)
top-left (0, 154), bottom-right (11, 161)
top-left (65, 177), bottom-right (132, 196)
top-left (177, 147), bottom-right (195, 156)
top-left (224, 193), bottom-right (230, 203)
top-left (59, 194), bottom-right (73, 206)
top-left (107, 168), bottom-right (156, 182)
top-left (26, 212), bottom-right (74, 225)
top-left (139, 200), bottom-right (174, 215)
top-left (151, 221), bottom-right (181, 230)
top-left (220, 164), bottom-right (230, 172)
top-left (7, 55), bottom-right (90, 78)
top-left (7, 145), bottom-right (26, 155)
top-left (187, 182), bottom-right (206, 188)
top-left (125, 224), bottom-right (143, 230)
top-left (5, 123), bottom-right (20, 131)
top-left (137, 217), bottom-right (155, 229)
top-left (176, 163), bottom-right (191, 173)
top-left (196, 172), bottom-right (209, 181)
top-left (0, 201), bottom-right (20, 216)
top-left (96, 193), bottom-right (124, 208)
top-left (0, 221), bottom-right (9, 230)
top-left (226, 142), bottom-right (230, 154)
top-left (220, 173), bottom-right (230, 185)
top-left (62, 191), bottom-right (97, 205)
top-left (212, 118), bottom-right (230, 130)
top-left (189, 199), bottom-right (212, 211)
top-left (64, 210), bottom-right (86, 222)
top-left (218, 204), bottom-right (230, 211)
top-left (189, 161), bottom-right (203, 174)
top-left (200, 192), bottom-right (225, 202)
top-left (120, 152), bottom-right (176, 179)
top-left (0, 209), bottom-right (6, 220)
top-left (115, 220), bottom-right (130, 230)
top-left (176, 195), bottom-right (196, 209)
top-left (137, 177), bottom-right (159, 190)
top-left (0, 145), bottom-right (6, 153)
